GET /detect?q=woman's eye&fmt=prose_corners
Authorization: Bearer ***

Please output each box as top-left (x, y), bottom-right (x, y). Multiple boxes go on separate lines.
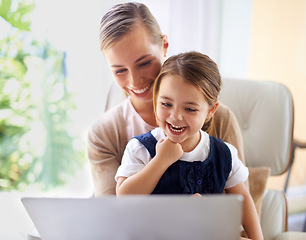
top-left (115, 69), bottom-right (127, 75)
top-left (185, 108), bottom-right (197, 112)
top-left (139, 60), bottom-right (152, 67)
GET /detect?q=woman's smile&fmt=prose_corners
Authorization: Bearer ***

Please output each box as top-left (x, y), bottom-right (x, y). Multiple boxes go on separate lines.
top-left (127, 81), bottom-right (154, 96)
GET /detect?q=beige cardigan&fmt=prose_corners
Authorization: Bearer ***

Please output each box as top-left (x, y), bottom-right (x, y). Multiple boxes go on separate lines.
top-left (88, 102), bottom-right (245, 196)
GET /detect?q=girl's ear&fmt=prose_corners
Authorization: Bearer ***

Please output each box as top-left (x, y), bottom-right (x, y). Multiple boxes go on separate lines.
top-left (162, 35), bottom-right (169, 57)
top-left (208, 101), bottom-right (219, 119)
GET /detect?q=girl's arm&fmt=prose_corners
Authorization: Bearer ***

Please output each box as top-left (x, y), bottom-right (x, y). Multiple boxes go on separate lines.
top-left (116, 138), bottom-right (183, 196)
top-left (226, 182), bottom-right (264, 240)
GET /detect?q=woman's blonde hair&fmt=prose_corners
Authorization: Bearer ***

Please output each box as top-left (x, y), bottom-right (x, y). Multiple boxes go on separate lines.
top-left (153, 51), bottom-right (222, 131)
top-left (100, 2), bottom-right (163, 51)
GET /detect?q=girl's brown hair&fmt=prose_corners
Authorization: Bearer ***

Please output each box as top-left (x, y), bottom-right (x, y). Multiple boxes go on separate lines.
top-left (100, 2), bottom-right (163, 51)
top-left (153, 51), bottom-right (222, 131)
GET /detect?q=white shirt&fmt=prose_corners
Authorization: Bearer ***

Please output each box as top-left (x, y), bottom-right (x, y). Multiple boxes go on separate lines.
top-left (115, 127), bottom-right (249, 189)
top-left (123, 97), bottom-right (155, 140)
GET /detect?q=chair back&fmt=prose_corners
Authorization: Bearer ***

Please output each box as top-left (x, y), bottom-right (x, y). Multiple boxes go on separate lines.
top-left (104, 82), bottom-right (127, 112)
top-left (219, 78), bottom-right (294, 176)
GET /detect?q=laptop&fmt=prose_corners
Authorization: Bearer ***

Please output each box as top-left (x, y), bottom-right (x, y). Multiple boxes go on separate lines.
top-left (21, 195), bottom-right (243, 240)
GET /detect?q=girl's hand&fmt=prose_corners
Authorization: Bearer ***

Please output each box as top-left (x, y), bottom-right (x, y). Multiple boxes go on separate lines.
top-left (116, 138), bottom-right (183, 196)
top-left (192, 193), bottom-right (202, 197)
top-left (155, 138), bottom-right (183, 165)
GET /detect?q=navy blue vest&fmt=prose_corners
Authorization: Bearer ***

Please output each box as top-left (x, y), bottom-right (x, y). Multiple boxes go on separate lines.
top-left (134, 131), bottom-right (232, 195)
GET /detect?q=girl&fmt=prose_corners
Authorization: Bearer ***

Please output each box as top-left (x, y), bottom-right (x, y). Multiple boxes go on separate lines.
top-left (115, 52), bottom-right (263, 240)
top-left (88, 2), bottom-right (245, 197)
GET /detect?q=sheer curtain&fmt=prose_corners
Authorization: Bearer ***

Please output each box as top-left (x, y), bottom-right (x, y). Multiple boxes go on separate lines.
top-left (139, 0), bottom-right (252, 78)
top-left (141, 0), bottom-right (221, 63)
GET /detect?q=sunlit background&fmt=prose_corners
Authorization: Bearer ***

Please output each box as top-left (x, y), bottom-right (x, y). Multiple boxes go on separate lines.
top-left (1, 0), bottom-right (306, 229)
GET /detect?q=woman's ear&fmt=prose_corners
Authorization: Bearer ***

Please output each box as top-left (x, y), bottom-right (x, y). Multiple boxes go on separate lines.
top-left (208, 101), bottom-right (219, 119)
top-left (162, 35), bottom-right (169, 57)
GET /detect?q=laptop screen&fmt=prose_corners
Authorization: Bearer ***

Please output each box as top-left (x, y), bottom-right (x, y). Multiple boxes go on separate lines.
top-left (22, 195), bottom-right (243, 240)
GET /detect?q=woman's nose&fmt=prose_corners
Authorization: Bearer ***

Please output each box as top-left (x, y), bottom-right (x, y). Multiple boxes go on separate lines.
top-left (128, 70), bottom-right (140, 87)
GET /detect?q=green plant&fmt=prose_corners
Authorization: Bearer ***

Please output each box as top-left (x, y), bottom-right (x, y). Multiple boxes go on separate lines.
top-left (0, 0), bottom-right (85, 191)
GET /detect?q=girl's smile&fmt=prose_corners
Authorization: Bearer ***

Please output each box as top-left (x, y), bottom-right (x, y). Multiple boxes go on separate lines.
top-left (167, 123), bottom-right (187, 134)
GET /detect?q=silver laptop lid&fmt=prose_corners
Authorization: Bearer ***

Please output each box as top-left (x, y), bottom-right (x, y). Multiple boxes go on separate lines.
top-left (22, 195), bottom-right (243, 240)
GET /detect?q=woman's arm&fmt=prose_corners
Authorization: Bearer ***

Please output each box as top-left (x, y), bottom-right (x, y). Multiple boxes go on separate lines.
top-left (87, 106), bottom-right (129, 196)
top-left (226, 183), bottom-right (263, 240)
top-left (208, 103), bottom-right (245, 164)
top-left (209, 103), bottom-right (249, 189)
top-left (116, 138), bottom-right (183, 195)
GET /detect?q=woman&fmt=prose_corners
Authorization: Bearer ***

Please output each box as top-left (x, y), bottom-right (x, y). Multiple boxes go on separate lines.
top-left (88, 2), bottom-right (245, 196)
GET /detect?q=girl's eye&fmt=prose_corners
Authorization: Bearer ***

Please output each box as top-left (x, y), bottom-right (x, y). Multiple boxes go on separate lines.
top-left (161, 102), bottom-right (171, 107)
top-left (139, 60), bottom-right (152, 67)
top-left (185, 108), bottom-right (197, 112)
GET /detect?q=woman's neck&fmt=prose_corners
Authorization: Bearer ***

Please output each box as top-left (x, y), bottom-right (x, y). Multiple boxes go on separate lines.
top-left (131, 99), bottom-right (158, 127)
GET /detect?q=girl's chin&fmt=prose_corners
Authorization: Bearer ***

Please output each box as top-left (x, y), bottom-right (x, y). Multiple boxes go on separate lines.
top-left (164, 131), bottom-right (186, 144)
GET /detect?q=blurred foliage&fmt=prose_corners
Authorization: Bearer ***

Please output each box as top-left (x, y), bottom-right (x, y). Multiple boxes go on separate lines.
top-left (0, 0), bottom-right (35, 30)
top-left (0, 0), bottom-right (85, 191)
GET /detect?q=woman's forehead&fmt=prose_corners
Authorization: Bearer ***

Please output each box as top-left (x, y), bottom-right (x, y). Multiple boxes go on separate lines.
top-left (104, 27), bottom-right (162, 65)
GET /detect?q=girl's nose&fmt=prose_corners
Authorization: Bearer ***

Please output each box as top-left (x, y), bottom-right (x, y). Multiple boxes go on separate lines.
top-left (170, 109), bottom-right (183, 121)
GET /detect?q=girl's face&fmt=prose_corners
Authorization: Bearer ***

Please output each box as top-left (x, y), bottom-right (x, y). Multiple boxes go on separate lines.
top-left (104, 25), bottom-right (168, 107)
top-left (156, 75), bottom-right (217, 152)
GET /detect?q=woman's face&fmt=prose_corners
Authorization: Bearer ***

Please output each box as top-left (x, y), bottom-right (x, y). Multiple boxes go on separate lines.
top-left (104, 25), bottom-right (168, 106)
